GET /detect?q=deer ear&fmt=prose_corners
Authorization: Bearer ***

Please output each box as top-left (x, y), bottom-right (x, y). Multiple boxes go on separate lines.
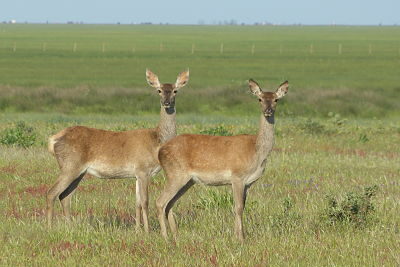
top-left (275, 81), bottom-right (289, 99)
top-left (175, 69), bottom-right (189, 89)
top-left (146, 69), bottom-right (161, 88)
top-left (248, 79), bottom-right (263, 96)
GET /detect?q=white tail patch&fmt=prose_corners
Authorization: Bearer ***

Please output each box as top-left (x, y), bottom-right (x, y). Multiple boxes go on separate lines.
top-left (48, 129), bottom-right (68, 155)
top-left (48, 136), bottom-right (57, 155)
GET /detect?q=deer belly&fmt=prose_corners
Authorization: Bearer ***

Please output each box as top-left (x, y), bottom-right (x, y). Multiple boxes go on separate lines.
top-left (86, 163), bottom-right (136, 179)
top-left (191, 171), bottom-right (232, 186)
top-left (245, 166), bottom-right (265, 185)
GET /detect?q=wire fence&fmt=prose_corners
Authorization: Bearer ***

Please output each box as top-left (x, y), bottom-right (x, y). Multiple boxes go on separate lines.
top-left (1, 42), bottom-right (400, 56)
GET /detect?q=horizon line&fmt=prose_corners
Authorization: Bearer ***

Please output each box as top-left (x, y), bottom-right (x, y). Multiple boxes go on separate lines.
top-left (2, 21), bottom-right (400, 27)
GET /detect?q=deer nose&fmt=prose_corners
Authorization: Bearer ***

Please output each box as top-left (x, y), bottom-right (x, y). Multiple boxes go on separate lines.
top-left (264, 108), bottom-right (273, 116)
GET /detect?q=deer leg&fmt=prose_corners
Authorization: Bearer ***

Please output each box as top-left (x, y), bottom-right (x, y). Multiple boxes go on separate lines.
top-left (232, 182), bottom-right (247, 242)
top-left (46, 169), bottom-right (84, 227)
top-left (135, 180), bottom-right (142, 232)
top-left (167, 210), bottom-right (176, 237)
top-left (166, 180), bottom-right (194, 239)
top-left (136, 175), bottom-right (150, 233)
top-left (59, 172), bottom-right (86, 222)
top-left (156, 177), bottom-right (192, 240)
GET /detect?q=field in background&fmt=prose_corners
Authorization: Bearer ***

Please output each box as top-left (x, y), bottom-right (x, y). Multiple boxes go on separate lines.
top-left (0, 24), bottom-right (399, 117)
top-left (0, 25), bottom-right (399, 265)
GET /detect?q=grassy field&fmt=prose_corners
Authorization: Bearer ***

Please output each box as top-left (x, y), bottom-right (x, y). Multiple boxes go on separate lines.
top-left (0, 113), bottom-right (399, 266)
top-left (0, 25), bottom-right (399, 266)
top-left (0, 24), bottom-right (400, 117)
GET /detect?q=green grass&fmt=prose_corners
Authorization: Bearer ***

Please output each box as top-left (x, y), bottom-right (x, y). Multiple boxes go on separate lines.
top-left (0, 24), bottom-right (399, 265)
top-left (0, 114), bottom-right (399, 266)
top-left (0, 25), bottom-right (400, 117)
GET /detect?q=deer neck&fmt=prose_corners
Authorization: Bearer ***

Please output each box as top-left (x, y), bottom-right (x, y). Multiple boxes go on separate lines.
top-left (157, 106), bottom-right (176, 144)
top-left (254, 113), bottom-right (275, 164)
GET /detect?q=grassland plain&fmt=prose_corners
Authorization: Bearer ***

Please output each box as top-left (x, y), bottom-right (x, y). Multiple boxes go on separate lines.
top-left (0, 25), bottom-right (399, 266)
top-left (0, 113), bottom-right (399, 266)
top-left (0, 25), bottom-right (400, 117)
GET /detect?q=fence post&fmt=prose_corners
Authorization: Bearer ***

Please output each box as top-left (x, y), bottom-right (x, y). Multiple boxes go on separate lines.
top-left (279, 45), bottom-right (282, 54)
top-left (160, 43), bottom-right (163, 52)
top-left (73, 42), bottom-right (77, 52)
top-left (13, 42), bottom-right (16, 52)
top-left (338, 43), bottom-right (342, 55)
top-left (310, 44), bottom-right (314, 54)
top-left (42, 43), bottom-right (47, 52)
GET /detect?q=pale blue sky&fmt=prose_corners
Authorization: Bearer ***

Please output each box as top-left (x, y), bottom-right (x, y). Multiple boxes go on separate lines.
top-left (1, 0), bottom-right (399, 25)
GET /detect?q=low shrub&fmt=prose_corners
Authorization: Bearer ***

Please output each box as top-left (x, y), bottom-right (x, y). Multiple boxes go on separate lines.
top-left (196, 188), bottom-right (258, 211)
top-left (196, 189), bottom-right (233, 210)
top-left (358, 133), bottom-right (369, 143)
top-left (328, 112), bottom-right (347, 126)
top-left (300, 119), bottom-right (327, 135)
top-left (0, 121), bottom-right (37, 148)
top-left (321, 185), bottom-right (378, 226)
top-left (269, 197), bottom-right (302, 234)
top-left (200, 125), bottom-right (233, 136)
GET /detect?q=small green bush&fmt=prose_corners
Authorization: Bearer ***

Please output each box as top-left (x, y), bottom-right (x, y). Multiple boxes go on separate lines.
top-left (0, 121), bottom-right (37, 148)
top-left (300, 119), bottom-right (327, 135)
top-left (328, 112), bottom-right (347, 126)
top-left (196, 189), bottom-right (233, 210)
top-left (113, 126), bottom-right (128, 132)
top-left (269, 197), bottom-right (302, 234)
top-left (358, 133), bottom-right (369, 143)
top-left (322, 185), bottom-right (378, 226)
top-left (196, 188), bottom-right (258, 211)
top-left (200, 125), bottom-right (233, 136)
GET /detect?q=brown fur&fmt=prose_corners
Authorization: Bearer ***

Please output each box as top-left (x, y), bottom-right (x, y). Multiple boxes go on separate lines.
top-left (51, 126), bottom-right (160, 174)
top-left (159, 134), bottom-right (256, 178)
top-left (156, 79), bottom-right (288, 241)
top-left (46, 69), bottom-right (189, 232)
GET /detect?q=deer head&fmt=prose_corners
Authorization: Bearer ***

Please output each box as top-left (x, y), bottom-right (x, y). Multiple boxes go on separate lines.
top-left (248, 79), bottom-right (289, 117)
top-left (146, 69), bottom-right (189, 110)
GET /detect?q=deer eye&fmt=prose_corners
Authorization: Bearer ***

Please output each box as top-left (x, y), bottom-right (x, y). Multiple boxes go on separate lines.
top-left (258, 99), bottom-right (262, 102)
top-left (275, 99), bottom-right (279, 102)
top-left (157, 90), bottom-right (162, 93)
top-left (173, 90), bottom-right (178, 94)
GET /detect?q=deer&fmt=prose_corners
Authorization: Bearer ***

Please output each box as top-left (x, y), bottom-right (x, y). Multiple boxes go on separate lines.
top-left (156, 79), bottom-right (288, 241)
top-left (46, 69), bottom-right (189, 232)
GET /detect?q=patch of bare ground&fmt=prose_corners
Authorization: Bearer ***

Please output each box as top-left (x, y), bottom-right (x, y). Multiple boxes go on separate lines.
top-left (51, 241), bottom-right (93, 260)
top-left (77, 184), bottom-right (97, 193)
top-left (0, 164), bottom-right (19, 175)
top-left (103, 208), bottom-right (136, 226)
top-left (23, 184), bottom-right (48, 197)
top-left (183, 241), bottom-right (220, 266)
top-left (5, 205), bottom-right (45, 219)
top-left (120, 240), bottom-right (154, 257)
